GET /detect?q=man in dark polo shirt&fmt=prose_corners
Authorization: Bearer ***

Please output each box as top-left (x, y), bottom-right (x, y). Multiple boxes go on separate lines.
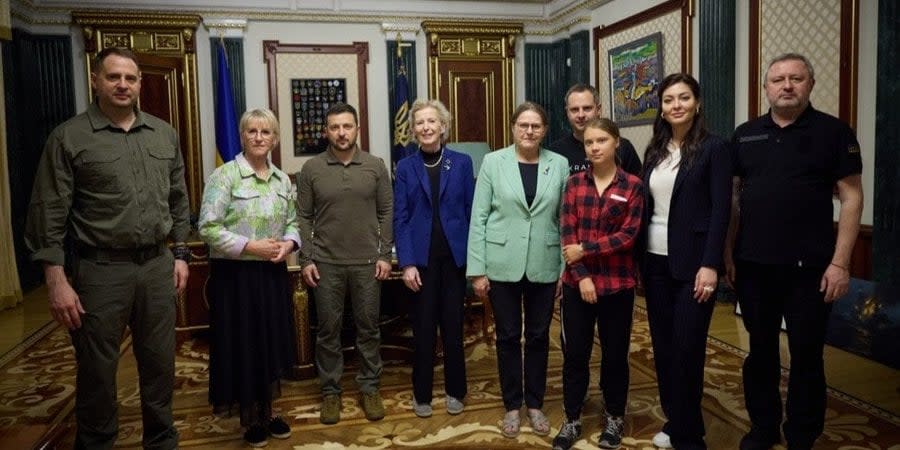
top-left (726, 53), bottom-right (863, 450)
top-left (25, 47), bottom-right (190, 449)
top-left (297, 103), bottom-right (393, 425)
top-left (549, 84), bottom-right (642, 176)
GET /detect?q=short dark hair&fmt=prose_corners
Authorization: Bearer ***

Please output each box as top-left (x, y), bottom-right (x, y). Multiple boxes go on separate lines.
top-left (764, 52), bottom-right (816, 82)
top-left (91, 47), bottom-right (139, 73)
top-left (325, 103), bottom-right (359, 125)
top-left (564, 83), bottom-right (600, 106)
top-left (511, 101), bottom-right (548, 126)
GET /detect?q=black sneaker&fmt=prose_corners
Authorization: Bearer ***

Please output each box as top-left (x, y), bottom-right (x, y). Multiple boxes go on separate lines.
top-left (268, 416), bottom-right (291, 439)
top-left (739, 427), bottom-right (780, 450)
top-left (244, 424), bottom-right (268, 448)
top-left (598, 414), bottom-right (625, 449)
top-left (552, 418), bottom-right (582, 450)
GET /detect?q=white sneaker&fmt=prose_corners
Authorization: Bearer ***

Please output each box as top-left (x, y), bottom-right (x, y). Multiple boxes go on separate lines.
top-left (652, 431), bottom-right (673, 448)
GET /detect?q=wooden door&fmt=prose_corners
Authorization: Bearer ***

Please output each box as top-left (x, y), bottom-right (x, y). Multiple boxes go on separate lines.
top-left (136, 54), bottom-right (190, 179)
top-left (435, 59), bottom-right (506, 150)
top-left (423, 21), bottom-right (522, 151)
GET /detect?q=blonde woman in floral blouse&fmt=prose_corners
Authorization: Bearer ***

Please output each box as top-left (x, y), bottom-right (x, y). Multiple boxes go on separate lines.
top-left (198, 108), bottom-right (299, 448)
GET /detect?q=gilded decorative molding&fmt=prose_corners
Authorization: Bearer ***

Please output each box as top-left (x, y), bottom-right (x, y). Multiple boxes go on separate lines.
top-left (422, 20), bottom-right (524, 36)
top-left (71, 10), bottom-right (201, 28)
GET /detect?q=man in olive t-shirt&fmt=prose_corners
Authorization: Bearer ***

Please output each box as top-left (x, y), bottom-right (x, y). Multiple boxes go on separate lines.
top-left (297, 103), bottom-right (394, 425)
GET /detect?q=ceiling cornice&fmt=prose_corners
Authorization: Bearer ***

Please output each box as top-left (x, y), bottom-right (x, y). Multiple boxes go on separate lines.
top-left (13, 0), bottom-right (609, 38)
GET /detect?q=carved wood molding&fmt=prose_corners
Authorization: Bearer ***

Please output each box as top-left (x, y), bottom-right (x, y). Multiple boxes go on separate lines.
top-left (422, 20), bottom-right (523, 58)
top-left (73, 11), bottom-right (200, 54)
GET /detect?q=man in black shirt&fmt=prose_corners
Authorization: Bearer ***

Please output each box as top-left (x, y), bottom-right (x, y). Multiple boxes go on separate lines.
top-left (726, 53), bottom-right (863, 450)
top-left (549, 84), bottom-right (641, 176)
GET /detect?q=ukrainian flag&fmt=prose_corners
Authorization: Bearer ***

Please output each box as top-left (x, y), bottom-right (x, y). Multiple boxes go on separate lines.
top-left (214, 41), bottom-right (241, 165)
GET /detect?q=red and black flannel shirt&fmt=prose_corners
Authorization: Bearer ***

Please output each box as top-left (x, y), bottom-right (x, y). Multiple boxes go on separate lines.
top-left (560, 166), bottom-right (645, 295)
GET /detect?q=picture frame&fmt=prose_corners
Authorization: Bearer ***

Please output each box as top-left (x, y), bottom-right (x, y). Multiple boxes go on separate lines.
top-left (607, 32), bottom-right (664, 126)
top-left (290, 78), bottom-right (348, 155)
top-left (263, 40), bottom-right (370, 174)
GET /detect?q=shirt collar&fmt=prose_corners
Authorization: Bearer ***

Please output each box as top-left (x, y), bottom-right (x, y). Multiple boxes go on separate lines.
top-left (581, 164), bottom-right (626, 185)
top-left (87, 102), bottom-right (153, 132)
top-left (764, 103), bottom-right (816, 129)
top-left (324, 145), bottom-right (361, 164)
top-left (235, 153), bottom-right (282, 181)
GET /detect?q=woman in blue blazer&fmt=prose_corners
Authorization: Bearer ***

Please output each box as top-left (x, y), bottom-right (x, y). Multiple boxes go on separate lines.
top-left (640, 73), bottom-right (732, 450)
top-left (394, 99), bottom-right (475, 419)
top-left (467, 101), bottom-right (568, 438)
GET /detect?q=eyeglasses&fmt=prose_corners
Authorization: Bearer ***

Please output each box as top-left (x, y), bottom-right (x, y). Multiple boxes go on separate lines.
top-left (515, 122), bottom-right (544, 132)
top-left (245, 129), bottom-right (274, 139)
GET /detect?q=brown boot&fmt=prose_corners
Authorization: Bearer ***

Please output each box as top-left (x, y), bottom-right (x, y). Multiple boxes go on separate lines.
top-left (361, 391), bottom-right (385, 421)
top-left (319, 394), bottom-right (341, 424)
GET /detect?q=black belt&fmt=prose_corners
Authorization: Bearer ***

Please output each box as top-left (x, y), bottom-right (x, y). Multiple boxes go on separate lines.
top-left (77, 244), bottom-right (166, 265)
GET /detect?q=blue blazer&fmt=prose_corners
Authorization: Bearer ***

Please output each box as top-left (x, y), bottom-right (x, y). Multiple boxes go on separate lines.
top-left (640, 134), bottom-right (733, 281)
top-left (466, 145), bottom-right (569, 283)
top-left (394, 147), bottom-right (475, 268)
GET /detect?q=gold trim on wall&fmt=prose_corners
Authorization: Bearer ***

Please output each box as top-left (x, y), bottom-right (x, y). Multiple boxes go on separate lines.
top-left (423, 20), bottom-right (521, 149)
top-left (73, 11), bottom-right (204, 215)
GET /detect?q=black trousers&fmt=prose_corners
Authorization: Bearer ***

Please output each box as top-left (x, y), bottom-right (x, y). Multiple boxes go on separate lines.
top-left (736, 259), bottom-right (833, 449)
top-left (410, 254), bottom-right (467, 403)
top-left (489, 277), bottom-right (556, 411)
top-left (560, 284), bottom-right (634, 418)
top-left (644, 253), bottom-right (714, 450)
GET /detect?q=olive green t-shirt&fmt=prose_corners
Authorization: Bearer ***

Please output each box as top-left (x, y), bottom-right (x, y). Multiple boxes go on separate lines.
top-left (296, 147), bottom-right (393, 266)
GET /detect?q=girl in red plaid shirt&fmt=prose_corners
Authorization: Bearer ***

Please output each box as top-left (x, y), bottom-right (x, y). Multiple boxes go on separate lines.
top-left (553, 118), bottom-right (645, 450)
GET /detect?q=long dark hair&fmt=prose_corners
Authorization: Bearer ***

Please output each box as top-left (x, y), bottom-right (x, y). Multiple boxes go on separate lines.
top-left (643, 73), bottom-right (709, 172)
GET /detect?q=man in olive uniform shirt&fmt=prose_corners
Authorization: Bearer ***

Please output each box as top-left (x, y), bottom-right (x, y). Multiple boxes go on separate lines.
top-left (25, 48), bottom-right (191, 449)
top-left (297, 103), bottom-right (393, 425)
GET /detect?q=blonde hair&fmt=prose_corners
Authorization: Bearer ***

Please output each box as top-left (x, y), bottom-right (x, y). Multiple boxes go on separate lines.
top-left (239, 108), bottom-right (280, 139)
top-left (408, 99), bottom-right (452, 143)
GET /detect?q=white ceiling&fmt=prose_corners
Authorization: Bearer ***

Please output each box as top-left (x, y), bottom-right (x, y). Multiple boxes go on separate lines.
top-left (18, 0), bottom-right (585, 20)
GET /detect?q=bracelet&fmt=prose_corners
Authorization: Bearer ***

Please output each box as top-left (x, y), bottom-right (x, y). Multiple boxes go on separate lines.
top-left (173, 246), bottom-right (192, 263)
top-left (829, 262), bottom-right (848, 270)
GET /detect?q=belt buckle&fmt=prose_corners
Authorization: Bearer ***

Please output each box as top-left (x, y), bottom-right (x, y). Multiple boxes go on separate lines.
top-left (134, 246), bottom-right (156, 265)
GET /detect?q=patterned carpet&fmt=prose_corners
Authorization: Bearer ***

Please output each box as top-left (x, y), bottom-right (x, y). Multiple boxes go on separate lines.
top-left (1, 305), bottom-right (898, 449)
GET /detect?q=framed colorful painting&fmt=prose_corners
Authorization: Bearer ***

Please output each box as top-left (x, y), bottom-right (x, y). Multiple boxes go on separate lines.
top-left (607, 32), bottom-right (663, 126)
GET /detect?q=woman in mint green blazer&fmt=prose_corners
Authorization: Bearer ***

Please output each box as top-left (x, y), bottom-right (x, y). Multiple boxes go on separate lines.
top-left (466, 101), bottom-right (569, 439)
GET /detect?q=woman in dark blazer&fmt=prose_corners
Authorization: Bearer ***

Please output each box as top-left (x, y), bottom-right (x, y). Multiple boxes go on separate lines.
top-left (394, 98), bottom-right (475, 419)
top-left (640, 73), bottom-right (732, 450)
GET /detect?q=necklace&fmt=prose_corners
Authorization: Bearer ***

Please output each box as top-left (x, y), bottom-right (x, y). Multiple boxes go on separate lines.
top-left (423, 148), bottom-right (444, 168)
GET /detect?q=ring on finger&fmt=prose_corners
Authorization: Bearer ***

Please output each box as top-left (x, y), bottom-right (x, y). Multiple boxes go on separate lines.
top-left (703, 286), bottom-right (714, 292)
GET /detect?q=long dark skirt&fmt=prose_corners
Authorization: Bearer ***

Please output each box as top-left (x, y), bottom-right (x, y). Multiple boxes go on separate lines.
top-left (207, 258), bottom-right (297, 426)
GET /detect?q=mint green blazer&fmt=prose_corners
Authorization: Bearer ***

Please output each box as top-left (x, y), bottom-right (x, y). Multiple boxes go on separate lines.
top-left (466, 145), bottom-right (569, 283)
